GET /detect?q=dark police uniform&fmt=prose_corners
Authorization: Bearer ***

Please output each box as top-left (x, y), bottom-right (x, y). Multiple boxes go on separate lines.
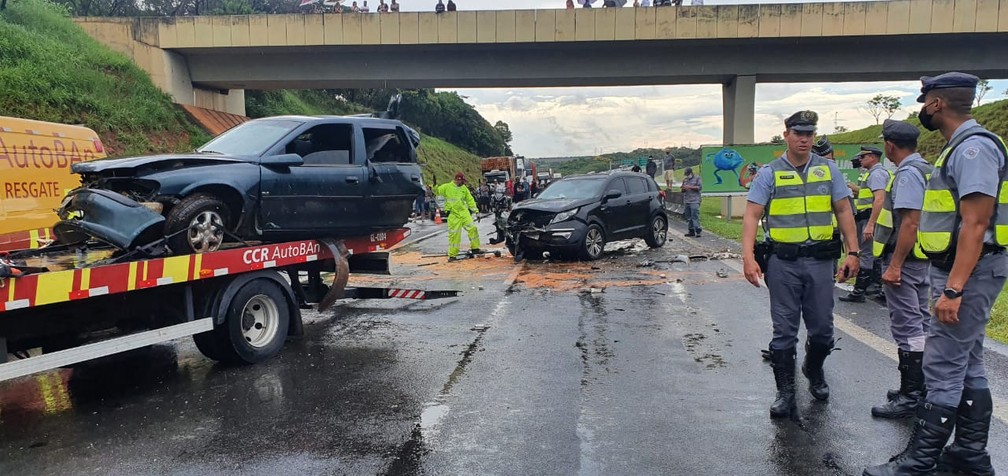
top-left (747, 111), bottom-right (852, 418)
top-left (869, 120), bottom-right (931, 419)
top-left (865, 72), bottom-right (1007, 476)
top-left (841, 146), bottom-right (890, 301)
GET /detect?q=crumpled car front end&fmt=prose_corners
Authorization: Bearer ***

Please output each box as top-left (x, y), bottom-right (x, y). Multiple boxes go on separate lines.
top-left (54, 188), bottom-right (166, 251)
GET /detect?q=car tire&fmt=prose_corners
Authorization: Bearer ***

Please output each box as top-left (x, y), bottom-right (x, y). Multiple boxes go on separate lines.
top-left (214, 279), bottom-right (290, 365)
top-left (165, 194), bottom-right (231, 254)
top-left (645, 214), bottom-right (668, 248)
top-left (580, 224), bottom-right (606, 261)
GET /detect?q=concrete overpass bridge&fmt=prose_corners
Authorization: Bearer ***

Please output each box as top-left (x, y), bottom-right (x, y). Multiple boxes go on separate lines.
top-left (77, 0), bottom-right (1008, 143)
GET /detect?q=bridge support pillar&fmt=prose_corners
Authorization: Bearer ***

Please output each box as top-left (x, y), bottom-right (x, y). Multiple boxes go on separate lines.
top-left (722, 75), bottom-right (755, 145)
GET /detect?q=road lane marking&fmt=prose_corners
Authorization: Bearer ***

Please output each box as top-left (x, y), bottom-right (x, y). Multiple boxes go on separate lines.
top-left (719, 258), bottom-right (1008, 426)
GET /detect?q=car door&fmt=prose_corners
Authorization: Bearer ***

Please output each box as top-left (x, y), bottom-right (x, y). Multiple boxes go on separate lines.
top-left (259, 123), bottom-right (367, 237)
top-left (599, 177), bottom-right (633, 237)
top-left (622, 175), bottom-right (653, 235)
top-left (362, 125), bottom-right (424, 229)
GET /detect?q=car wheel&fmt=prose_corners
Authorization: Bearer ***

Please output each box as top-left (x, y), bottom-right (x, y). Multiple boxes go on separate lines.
top-left (215, 279), bottom-right (290, 365)
top-left (645, 214), bottom-right (668, 248)
top-left (580, 224), bottom-right (606, 261)
top-left (165, 194), bottom-right (231, 254)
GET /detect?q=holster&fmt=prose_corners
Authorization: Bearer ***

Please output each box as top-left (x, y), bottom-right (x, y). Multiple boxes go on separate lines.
top-left (755, 241), bottom-right (772, 271)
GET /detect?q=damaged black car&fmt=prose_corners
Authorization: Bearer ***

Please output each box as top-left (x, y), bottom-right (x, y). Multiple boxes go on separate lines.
top-left (55, 112), bottom-right (424, 255)
top-left (496, 172), bottom-right (668, 261)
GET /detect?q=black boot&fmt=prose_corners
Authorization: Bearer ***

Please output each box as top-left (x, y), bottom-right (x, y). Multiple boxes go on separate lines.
top-left (866, 261), bottom-right (884, 297)
top-left (769, 348), bottom-right (797, 418)
top-left (840, 270), bottom-right (871, 302)
top-left (863, 403), bottom-right (957, 476)
top-left (802, 340), bottom-right (832, 401)
top-left (936, 387), bottom-right (995, 476)
top-left (872, 350), bottom-right (923, 419)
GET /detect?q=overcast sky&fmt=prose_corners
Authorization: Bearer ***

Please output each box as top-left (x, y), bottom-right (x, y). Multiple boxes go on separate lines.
top-left (377, 1), bottom-right (1007, 157)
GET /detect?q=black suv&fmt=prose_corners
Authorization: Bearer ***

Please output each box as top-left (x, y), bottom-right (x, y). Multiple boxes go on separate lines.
top-left (56, 114), bottom-right (424, 255)
top-left (502, 172), bottom-right (668, 260)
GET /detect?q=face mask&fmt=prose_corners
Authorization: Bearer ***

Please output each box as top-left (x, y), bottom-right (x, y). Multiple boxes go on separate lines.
top-left (851, 158), bottom-right (862, 169)
top-left (918, 102), bottom-right (938, 131)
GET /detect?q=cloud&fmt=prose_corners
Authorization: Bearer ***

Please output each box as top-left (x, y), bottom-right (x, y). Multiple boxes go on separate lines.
top-left (452, 80), bottom-right (1008, 157)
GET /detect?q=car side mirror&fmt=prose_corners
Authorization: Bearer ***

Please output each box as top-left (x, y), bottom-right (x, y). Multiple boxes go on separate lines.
top-left (603, 190), bottom-right (622, 202)
top-left (261, 153), bottom-right (304, 167)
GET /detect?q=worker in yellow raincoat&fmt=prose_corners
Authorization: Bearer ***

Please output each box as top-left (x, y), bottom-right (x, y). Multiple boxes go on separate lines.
top-left (436, 172), bottom-right (481, 261)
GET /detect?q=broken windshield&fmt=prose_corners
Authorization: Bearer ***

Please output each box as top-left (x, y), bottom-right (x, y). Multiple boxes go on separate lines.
top-left (536, 178), bottom-right (606, 200)
top-left (197, 119), bottom-right (303, 157)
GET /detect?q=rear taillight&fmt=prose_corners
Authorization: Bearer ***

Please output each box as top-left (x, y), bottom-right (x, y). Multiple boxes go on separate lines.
top-left (92, 138), bottom-right (104, 154)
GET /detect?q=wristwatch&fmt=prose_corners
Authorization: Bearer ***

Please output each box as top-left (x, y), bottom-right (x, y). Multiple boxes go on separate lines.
top-left (848, 251), bottom-right (860, 257)
top-left (943, 287), bottom-right (963, 299)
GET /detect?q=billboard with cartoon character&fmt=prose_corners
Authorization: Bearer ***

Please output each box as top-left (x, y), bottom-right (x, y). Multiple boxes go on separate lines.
top-left (699, 144), bottom-right (881, 196)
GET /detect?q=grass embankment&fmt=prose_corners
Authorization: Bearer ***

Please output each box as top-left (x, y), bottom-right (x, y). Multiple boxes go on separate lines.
top-left (246, 90), bottom-right (482, 187)
top-left (0, 0), bottom-right (209, 155)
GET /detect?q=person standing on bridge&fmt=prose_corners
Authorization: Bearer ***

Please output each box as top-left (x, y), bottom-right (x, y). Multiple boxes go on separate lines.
top-left (839, 146), bottom-right (891, 302)
top-left (447, 0), bottom-right (457, 11)
top-left (742, 110), bottom-right (860, 419)
top-left (390, 0), bottom-right (399, 11)
top-left (864, 72), bottom-right (1007, 476)
top-left (868, 120), bottom-right (932, 421)
top-left (435, 0), bottom-right (445, 13)
top-left (436, 172), bottom-right (482, 261)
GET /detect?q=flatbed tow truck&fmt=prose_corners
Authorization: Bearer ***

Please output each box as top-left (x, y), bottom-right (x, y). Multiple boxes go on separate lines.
top-left (0, 228), bottom-right (455, 382)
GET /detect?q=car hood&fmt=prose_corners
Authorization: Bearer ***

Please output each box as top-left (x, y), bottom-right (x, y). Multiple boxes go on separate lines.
top-left (72, 154), bottom-right (249, 174)
top-left (512, 198), bottom-right (594, 213)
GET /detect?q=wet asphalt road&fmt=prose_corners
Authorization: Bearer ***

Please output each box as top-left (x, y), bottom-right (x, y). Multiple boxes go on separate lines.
top-left (2, 216), bottom-right (1008, 475)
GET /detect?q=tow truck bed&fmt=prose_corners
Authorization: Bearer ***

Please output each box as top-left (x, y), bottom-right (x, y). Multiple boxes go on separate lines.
top-left (0, 228), bottom-right (457, 381)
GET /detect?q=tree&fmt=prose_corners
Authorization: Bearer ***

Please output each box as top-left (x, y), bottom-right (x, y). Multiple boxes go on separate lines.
top-left (494, 120), bottom-right (512, 144)
top-left (770, 135), bottom-right (784, 144)
top-left (976, 79), bottom-right (992, 106)
top-left (864, 94), bottom-right (902, 124)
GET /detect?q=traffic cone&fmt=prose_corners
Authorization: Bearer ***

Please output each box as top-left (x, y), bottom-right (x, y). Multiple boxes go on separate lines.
top-left (435, 209), bottom-right (443, 225)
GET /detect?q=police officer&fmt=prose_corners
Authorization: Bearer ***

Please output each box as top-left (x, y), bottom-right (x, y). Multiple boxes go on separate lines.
top-left (813, 135), bottom-right (834, 159)
top-left (743, 110), bottom-right (860, 419)
top-left (840, 146), bottom-right (891, 302)
top-left (868, 120), bottom-right (931, 420)
top-left (865, 72), bottom-right (1007, 476)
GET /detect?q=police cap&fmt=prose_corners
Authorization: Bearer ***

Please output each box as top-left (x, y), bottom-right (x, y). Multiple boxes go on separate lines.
top-left (856, 145), bottom-right (883, 158)
top-left (881, 119), bottom-right (920, 142)
top-left (917, 72), bottom-right (980, 102)
top-left (784, 110), bottom-right (818, 132)
top-left (812, 135), bottom-right (833, 156)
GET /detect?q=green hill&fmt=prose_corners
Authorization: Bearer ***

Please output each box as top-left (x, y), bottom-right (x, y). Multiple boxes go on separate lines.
top-left (830, 99), bottom-right (1008, 161)
top-left (1, 0), bottom-right (484, 183)
top-left (0, 0), bottom-right (208, 155)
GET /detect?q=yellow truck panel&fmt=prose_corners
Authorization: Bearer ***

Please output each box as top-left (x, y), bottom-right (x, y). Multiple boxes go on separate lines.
top-left (0, 116), bottom-right (106, 250)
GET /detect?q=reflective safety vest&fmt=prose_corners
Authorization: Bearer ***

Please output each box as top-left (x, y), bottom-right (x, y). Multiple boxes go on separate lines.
top-left (918, 127), bottom-right (1008, 257)
top-left (855, 166), bottom-right (891, 212)
top-left (854, 170), bottom-right (873, 211)
top-left (436, 183), bottom-right (476, 216)
top-left (764, 156), bottom-right (836, 243)
top-left (872, 160), bottom-right (931, 259)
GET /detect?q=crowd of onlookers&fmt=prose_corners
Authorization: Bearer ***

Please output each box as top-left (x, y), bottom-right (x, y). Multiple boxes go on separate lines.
top-left (567, 0), bottom-right (704, 8)
top-left (304, 0), bottom-right (707, 14)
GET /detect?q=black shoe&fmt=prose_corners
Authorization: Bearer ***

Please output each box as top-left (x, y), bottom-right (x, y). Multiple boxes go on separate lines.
top-left (839, 291), bottom-right (867, 303)
top-left (694, 232), bottom-right (702, 237)
top-left (863, 403), bottom-right (956, 476)
top-left (872, 350), bottom-right (924, 419)
top-left (769, 348), bottom-right (797, 418)
top-left (684, 232), bottom-right (696, 237)
top-left (470, 248), bottom-right (483, 255)
top-left (802, 340), bottom-right (832, 401)
top-left (936, 387), bottom-right (995, 476)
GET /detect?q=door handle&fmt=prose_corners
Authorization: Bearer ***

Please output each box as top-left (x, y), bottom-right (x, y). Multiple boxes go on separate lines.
top-left (346, 176), bottom-right (360, 184)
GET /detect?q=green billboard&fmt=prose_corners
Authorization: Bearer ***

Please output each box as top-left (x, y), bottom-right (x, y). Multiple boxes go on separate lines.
top-left (699, 144), bottom-right (884, 196)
